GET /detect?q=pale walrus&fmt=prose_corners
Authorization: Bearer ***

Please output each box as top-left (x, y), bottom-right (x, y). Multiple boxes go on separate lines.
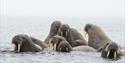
top-left (72, 46), bottom-right (96, 52)
top-left (57, 24), bottom-right (74, 47)
top-left (12, 34), bottom-right (42, 52)
top-left (44, 21), bottom-right (62, 45)
top-left (84, 24), bottom-right (112, 50)
top-left (70, 28), bottom-right (87, 47)
top-left (49, 35), bottom-right (72, 52)
top-left (101, 42), bottom-right (121, 60)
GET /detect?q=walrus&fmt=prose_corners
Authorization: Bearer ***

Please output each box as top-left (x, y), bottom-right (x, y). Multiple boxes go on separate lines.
top-left (72, 46), bottom-right (96, 52)
top-left (101, 42), bottom-right (121, 60)
top-left (49, 35), bottom-right (72, 52)
top-left (57, 41), bottom-right (72, 52)
top-left (57, 24), bottom-right (74, 47)
top-left (44, 21), bottom-right (62, 45)
top-left (84, 24), bottom-right (112, 50)
top-left (12, 34), bottom-right (42, 52)
top-left (70, 28), bottom-right (87, 47)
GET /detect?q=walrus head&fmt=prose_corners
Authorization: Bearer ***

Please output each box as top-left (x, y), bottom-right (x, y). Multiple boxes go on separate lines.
top-left (101, 42), bottom-right (121, 60)
top-left (49, 35), bottom-right (66, 50)
top-left (12, 34), bottom-right (26, 52)
top-left (58, 24), bottom-right (70, 37)
top-left (84, 24), bottom-right (105, 35)
top-left (50, 21), bottom-right (62, 36)
top-left (57, 41), bottom-right (72, 52)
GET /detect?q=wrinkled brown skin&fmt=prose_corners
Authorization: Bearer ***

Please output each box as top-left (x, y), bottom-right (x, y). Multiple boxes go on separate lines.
top-left (50, 35), bottom-right (72, 52)
top-left (30, 37), bottom-right (48, 49)
top-left (101, 42), bottom-right (121, 60)
top-left (12, 34), bottom-right (41, 52)
top-left (57, 41), bottom-right (72, 52)
top-left (44, 21), bottom-right (62, 45)
top-left (84, 24), bottom-right (111, 50)
top-left (57, 24), bottom-right (74, 47)
top-left (70, 28), bottom-right (87, 47)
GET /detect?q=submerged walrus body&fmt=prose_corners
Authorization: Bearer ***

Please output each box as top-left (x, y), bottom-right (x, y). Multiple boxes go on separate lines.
top-left (84, 24), bottom-right (112, 50)
top-left (12, 34), bottom-right (42, 52)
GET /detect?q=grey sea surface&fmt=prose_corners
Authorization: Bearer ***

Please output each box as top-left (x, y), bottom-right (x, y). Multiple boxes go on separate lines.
top-left (0, 16), bottom-right (125, 63)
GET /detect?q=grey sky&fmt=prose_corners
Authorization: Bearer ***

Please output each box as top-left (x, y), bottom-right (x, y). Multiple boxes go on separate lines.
top-left (1, 0), bottom-right (124, 18)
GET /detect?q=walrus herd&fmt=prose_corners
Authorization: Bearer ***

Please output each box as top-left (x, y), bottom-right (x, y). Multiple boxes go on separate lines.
top-left (1, 21), bottom-right (125, 60)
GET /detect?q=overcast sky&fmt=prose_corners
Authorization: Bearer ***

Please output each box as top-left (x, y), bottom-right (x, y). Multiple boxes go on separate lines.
top-left (1, 0), bottom-right (124, 18)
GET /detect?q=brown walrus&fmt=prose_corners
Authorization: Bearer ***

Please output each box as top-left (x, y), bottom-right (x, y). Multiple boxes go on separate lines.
top-left (70, 28), bottom-right (87, 47)
top-left (49, 35), bottom-right (72, 52)
top-left (12, 34), bottom-right (42, 52)
top-left (72, 46), bottom-right (96, 52)
top-left (44, 21), bottom-right (62, 45)
top-left (57, 24), bottom-right (74, 47)
top-left (84, 24), bottom-right (112, 50)
top-left (101, 42), bottom-right (121, 60)
top-left (57, 41), bottom-right (72, 52)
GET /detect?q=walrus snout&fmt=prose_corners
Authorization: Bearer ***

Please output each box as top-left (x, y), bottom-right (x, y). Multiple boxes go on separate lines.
top-left (59, 24), bottom-right (70, 36)
top-left (12, 34), bottom-right (25, 52)
top-left (101, 42), bottom-right (121, 60)
top-left (84, 24), bottom-right (92, 33)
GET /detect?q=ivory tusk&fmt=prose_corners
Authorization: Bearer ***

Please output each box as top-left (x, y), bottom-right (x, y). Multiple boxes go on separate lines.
top-left (114, 52), bottom-right (116, 58)
top-left (17, 44), bottom-right (21, 52)
top-left (48, 39), bottom-right (52, 47)
top-left (12, 44), bottom-right (16, 49)
top-left (60, 48), bottom-right (62, 51)
top-left (66, 31), bottom-right (68, 36)
top-left (61, 32), bottom-right (63, 36)
top-left (66, 48), bottom-right (68, 51)
top-left (107, 50), bottom-right (110, 57)
top-left (53, 44), bottom-right (56, 50)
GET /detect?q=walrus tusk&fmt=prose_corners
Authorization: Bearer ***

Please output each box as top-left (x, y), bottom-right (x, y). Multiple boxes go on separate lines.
top-left (17, 44), bottom-right (21, 52)
top-left (53, 44), bottom-right (56, 50)
top-left (66, 48), bottom-right (68, 51)
top-left (85, 32), bottom-right (88, 38)
top-left (114, 52), bottom-right (116, 58)
top-left (61, 32), bottom-right (63, 36)
top-left (12, 44), bottom-right (16, 49)
top-left (66, 31), bottom-right (68, 36)
top-left (60, 48), bottom-right (62, 51)
top-left (107, 50), bottom-right (110, 58)
top-left (48, 39), bottom-right (52, 47)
